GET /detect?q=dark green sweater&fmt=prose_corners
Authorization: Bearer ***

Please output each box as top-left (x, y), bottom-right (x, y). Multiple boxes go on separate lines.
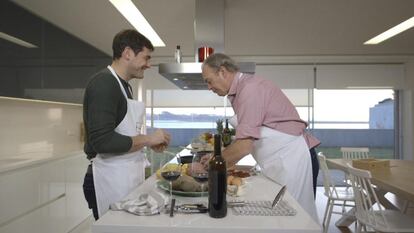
top-left (83, 68), bottom-right (133, 160)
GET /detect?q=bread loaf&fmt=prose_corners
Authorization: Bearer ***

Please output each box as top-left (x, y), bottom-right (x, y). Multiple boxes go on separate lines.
top-left (227, 175), bottom-right (234, 184)
top-left (171, 174), bottom-right (202, 192)
top-left (227, 175), bottom-right (243, 187)
top-left (232, 177), bottom-right (242, 186)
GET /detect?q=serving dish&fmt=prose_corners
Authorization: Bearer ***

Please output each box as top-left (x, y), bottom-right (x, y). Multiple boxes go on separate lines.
top-left (157, 180), bottom-right (208, 197)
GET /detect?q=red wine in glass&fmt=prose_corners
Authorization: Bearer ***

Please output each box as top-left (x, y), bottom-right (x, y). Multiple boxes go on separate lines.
top-left (192, 173), bottom-right (208, 183)
top-left (161, 171), bottom-right (181, 181)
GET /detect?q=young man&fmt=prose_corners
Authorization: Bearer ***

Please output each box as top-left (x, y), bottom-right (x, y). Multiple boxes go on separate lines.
top-left (202, 53), bottom-right (319, 221)
top-left (82, 29), bottom-right (170, 219)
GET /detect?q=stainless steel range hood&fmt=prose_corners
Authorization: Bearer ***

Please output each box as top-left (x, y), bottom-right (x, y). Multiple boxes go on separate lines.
top-left (158, 0), bottom-right (255, 90)
top-left (159, 62), bottom-right (255, 90)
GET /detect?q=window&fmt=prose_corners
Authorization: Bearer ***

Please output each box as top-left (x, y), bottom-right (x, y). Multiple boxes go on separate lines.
top-left (313, 89), bottom-right (395, 159)
top-left (146, 107), bottom-right (234, 129)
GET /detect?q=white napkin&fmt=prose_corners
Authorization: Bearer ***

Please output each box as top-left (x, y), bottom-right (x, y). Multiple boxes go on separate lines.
top-left (110, 191), bottom-right (168, 216)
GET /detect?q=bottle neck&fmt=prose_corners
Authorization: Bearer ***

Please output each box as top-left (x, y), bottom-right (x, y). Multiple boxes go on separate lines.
top-left (214, 134), bottom-right (222, 156)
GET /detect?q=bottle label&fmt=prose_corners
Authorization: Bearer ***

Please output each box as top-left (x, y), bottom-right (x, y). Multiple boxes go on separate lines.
top-left (208, 170), bottom-right (227, 205)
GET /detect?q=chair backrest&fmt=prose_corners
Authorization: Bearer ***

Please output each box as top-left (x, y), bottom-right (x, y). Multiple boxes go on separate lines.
top-left (317, 152), bottom-right (339, 198)
top-left (347, 164), bottom-right (388, 229)
top-left (341, 147), bottom-right (369, 160)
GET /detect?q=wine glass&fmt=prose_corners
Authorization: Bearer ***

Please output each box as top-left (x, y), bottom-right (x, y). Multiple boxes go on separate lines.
top-left (160, 162), bottom-right (182, 204)
top-left (191, 152), bottom-right (210, 198)
top-left (191, 137), bottom-right (205, 153)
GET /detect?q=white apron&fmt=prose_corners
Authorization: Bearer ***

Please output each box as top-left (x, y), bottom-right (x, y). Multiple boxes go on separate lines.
top-left (229, 115), bottom-right (318, 222)
top-left (92, 66), bottom-right (149, 218)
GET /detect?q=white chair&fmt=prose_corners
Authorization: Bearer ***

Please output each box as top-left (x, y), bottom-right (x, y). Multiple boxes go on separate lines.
top-left (340, 147), bottom-right (369, 160)
top-left (318, 153), bottom-right (355, 233)
top-left (341, 147), bottom-right (369, 188)
top-left (347, 164), bottom-right (414, 232)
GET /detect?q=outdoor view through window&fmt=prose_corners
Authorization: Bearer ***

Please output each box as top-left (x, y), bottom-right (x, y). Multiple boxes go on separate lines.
top-left (146, 89), bottom-right (395, 165)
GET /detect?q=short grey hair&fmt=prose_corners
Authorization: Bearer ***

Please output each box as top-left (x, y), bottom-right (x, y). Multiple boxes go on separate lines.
top-left (202, 53), bottom-right (239, 73)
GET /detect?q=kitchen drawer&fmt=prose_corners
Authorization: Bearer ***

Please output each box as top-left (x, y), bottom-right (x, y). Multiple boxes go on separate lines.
top-left (0, 159), bottom-right (65, 225)
top-left (0, 195), bottom-right (66, 233)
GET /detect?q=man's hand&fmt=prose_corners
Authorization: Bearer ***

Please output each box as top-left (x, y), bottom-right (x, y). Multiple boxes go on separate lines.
top-left (149, 129), bottom-right (171, 147)
top-left (130, 129), bottom-right (171, 153)
top-left (200, 153), bottom-right (212, 171)
top-left (150, 143), bottom-right (167, 153)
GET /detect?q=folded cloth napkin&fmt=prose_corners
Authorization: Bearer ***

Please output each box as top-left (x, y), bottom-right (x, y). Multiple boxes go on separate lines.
top-left (110, 190), bottom-right (168, 216)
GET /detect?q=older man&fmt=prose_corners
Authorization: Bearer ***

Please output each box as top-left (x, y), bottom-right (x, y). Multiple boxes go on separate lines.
top-left (202, 53), bottom-right (319, 221)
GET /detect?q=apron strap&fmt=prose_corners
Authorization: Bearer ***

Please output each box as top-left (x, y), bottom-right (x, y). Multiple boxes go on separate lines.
top-left (107, 65), bottom-right (129, 99)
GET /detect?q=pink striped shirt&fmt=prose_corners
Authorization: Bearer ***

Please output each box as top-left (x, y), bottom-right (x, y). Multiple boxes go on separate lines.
top-left (227, 72), bottom-right (320, 148)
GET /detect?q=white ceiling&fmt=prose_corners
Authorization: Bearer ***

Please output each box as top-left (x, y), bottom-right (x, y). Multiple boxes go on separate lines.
top-left (12, 0), bottom-right (414, 62)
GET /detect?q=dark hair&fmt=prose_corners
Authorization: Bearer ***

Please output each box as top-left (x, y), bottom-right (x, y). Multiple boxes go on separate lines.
top-left (112, 29), bottom-right (154, 60)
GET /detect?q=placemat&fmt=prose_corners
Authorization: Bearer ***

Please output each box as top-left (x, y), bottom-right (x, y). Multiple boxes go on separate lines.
top-left (231, 200), bottom-right (296, 216)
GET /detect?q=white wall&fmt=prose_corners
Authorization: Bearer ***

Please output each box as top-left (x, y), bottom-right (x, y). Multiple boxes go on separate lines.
top-left (0, 97), bottom-right (83, 159)
top-left (0, 98), bottom-right (90, 232)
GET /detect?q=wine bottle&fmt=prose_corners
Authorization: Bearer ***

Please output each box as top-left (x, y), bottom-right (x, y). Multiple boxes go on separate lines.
top-left (208, 134), bottom-right (227, 218)
top-left (222, 119), bottom-right (231, 147)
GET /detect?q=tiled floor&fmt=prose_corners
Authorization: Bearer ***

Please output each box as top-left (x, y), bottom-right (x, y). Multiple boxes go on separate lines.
top-left (72, 187), bottom-right (413, 233)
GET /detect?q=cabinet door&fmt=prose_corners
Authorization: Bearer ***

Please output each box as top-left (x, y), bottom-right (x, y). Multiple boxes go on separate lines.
top-left (64, 154), bottom-right (91, 231)
top-left (0, 196), bottom-right (66, 233)
top-left (0, 159), bottom-right (65, 225)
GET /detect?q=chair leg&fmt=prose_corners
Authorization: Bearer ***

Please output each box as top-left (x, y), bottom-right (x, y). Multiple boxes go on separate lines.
top-left (354, 220), bottom-right (357, 233)
top-left (342, 200), bottom-right (346, 213)
top-left (345, 177), bottom-right (352, 190)
top-left (322, 199), bottom-right (330, 229)
top-left (343, 173), bottom-right (348, 188)
top-left (324, 200), bottom-right (334, 233)
top-left (356, 220), bottom-right (362, 233)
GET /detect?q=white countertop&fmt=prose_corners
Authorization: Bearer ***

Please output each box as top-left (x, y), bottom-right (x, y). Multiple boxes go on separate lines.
top-left (93, 174), bottom-right (321, 233)
top-left (0, 150), bottom-right (85, 174)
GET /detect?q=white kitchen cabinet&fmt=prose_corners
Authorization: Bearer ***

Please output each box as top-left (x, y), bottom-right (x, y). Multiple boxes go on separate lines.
top-left (0, 159), bottom-right (65, 226)
top-left (0, 153), bottom-right (91, 233)
top-left (64, 154), bottom-right (91, 232)
top-left (0, 196), bottom-right (67, 233)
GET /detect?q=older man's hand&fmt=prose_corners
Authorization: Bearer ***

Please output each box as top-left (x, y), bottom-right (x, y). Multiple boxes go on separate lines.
top-left (199, 153), bottom-right (212, 171)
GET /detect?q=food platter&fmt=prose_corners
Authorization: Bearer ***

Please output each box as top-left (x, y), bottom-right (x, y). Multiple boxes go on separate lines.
top-left (156, 180), bottom-right (208, 197)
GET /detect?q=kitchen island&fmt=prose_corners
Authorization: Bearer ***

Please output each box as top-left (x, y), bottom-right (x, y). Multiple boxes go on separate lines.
top-left (92, 172), bottom-right (321, 233)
